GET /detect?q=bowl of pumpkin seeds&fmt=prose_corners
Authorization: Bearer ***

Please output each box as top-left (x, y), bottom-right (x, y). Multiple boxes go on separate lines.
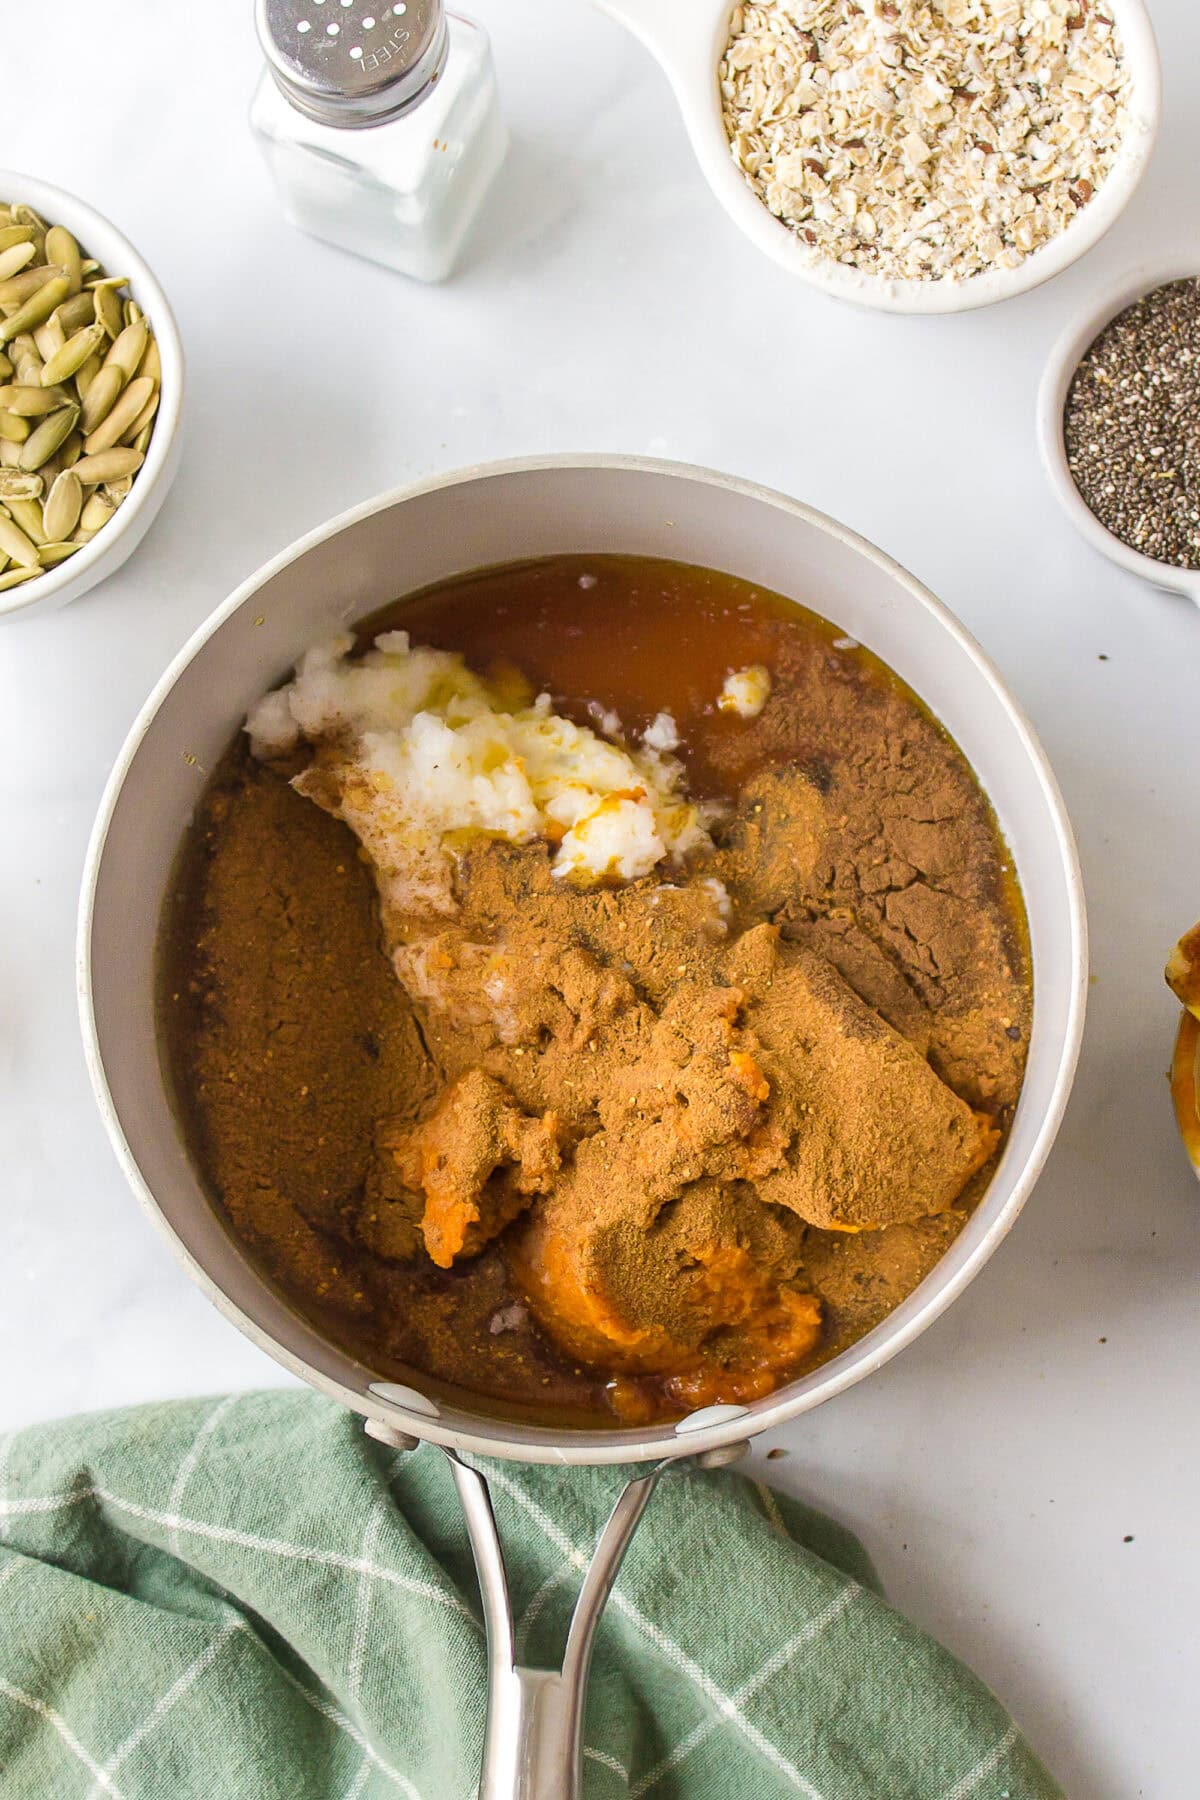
top-left (0, 171), bottom-right (183, 621)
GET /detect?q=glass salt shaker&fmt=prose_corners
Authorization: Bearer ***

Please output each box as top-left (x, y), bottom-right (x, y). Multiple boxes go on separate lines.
top-left (251, 0), bottom-right (507, 283)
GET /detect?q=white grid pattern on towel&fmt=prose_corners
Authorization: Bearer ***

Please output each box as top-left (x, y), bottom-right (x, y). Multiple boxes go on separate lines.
top-left (269, 1640), bottom-right (424, 1799)
top-left (940, 1721), bottom-right (1020, 1800)
top-left (341, 1754), bottom-right (374, 1800)
top-left (0, 1678), bottom-right (124, 1798)
top-left (754, 1481), bottom-right (791, 1538)
top-left (630, 1585), bottom-right (857, 1796)
top-left (0, 1482), bottom-right (479, 1625)
top-left (166, 1394), bottom-right (243, 1558)
top-left (584, 1742), bottom-right (631, 1784)
top-left (348, 1494), bottom-right (390, 1707)
top-left (85, 1622), bottom-right (244, 1799)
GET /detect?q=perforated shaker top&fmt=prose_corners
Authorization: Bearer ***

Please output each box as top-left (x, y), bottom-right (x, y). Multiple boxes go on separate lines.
top-left (256, 0), bottom-right (449, 129)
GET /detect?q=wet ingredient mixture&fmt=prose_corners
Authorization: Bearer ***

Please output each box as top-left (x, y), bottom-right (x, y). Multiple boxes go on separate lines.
top-left (160, 556), bottom-right (1031, 1425)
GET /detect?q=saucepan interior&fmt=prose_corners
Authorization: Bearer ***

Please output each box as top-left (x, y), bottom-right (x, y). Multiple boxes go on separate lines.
top-left (78, 457), bottom-right (1087, 1466)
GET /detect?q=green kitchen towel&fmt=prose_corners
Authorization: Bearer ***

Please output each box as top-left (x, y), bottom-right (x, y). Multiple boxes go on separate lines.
top-left (0, 1390), bottom-right (1059, 1799)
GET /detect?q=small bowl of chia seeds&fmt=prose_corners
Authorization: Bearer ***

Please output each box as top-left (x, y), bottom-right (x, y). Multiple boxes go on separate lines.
top-left (1037, 260), bottom-right (1200, 603)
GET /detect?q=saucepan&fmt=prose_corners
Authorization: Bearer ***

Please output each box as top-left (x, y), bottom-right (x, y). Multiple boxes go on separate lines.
top-left (78, 457), bottom-right (1087, 1798)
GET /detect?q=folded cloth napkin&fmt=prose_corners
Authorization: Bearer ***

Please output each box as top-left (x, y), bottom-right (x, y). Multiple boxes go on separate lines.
top-left (0, 1390), bottom-right (1060, 1799)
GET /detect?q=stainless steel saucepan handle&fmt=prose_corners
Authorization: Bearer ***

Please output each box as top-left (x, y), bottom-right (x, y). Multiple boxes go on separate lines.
top-left (444, 1441), bottom-right (746, 1800)
top-left (447, 1452), bottom-right (662, 1800)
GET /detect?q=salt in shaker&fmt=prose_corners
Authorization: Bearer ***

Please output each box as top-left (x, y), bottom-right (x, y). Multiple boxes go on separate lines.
top-left (251, 0), bottom-right (507, 282)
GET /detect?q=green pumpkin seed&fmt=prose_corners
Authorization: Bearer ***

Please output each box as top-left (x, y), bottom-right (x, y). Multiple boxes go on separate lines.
top-left (138, 337), bottom-right (161, 387)
top-left (41, 321), bottom-right (105, 386)
top-left (90, 280), bottom-right (126, 339)
top-left (0, 470), bottom-right (43, 499)
top-left (42, 468), bottom-right (82, 540)
top-left (122, 386), bottom-right (159, 444)
top-left (0, 264), bottom-right (66, 308)
top-left (0, 242), bottom-right (35, 282)
top-left (0, 275), bottom-right (70, 344)
top-left (80, 364), bottom-right (124, 433)
top-left (0, 563), bottom-right (39, 590)
top-left (84, 375), bottom-right (154, 454)
top-left (14, 355), bottom-right (42, 388)
top-left (74, 351), bottom-right (102, 400)
top-left (0, 352), bottom-right (11, 381)
top-left (12, 205), bottom-right (44, 231)
top-left (0, 384), bottom-right (69, 415)
top-left (0, 437), bottom-right (22, 466)
top-left (44, 226), bottom-right (82, 295)
top-left (79, 258), bottom-right (99, 278)
top-left (53, 291), bottom-right (95, 335)
top-left (37, 540), bottom-right (80, 565)
top-left (0, 411), bottom-right (29, 443)
top-left (17, 403), bottom-right (79, 471)
top-left (33, 316), bottom-right (65, 361)
top-left (78, 487), bottom-right (116, 526)
top-left (78, 490), bottom-right (115, 530)
top-left (102, 477), bottom-right (133, 504)
top-left (43, 431), bottom-right (84, 480)
top-left (72, 445), bottom-right (142, 485)
top-left (0, 225), bottom-right (35, 253)
top-left (102, 320), bottom-right (147, 382)
top-left (0, 511), bottom-right (41, 566)
top-left (6, 495), bottom-right (47, 544)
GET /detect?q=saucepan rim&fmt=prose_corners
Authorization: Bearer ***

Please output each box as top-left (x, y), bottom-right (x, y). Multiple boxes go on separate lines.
top-left (77, 454), bottom-right (1088, 1465)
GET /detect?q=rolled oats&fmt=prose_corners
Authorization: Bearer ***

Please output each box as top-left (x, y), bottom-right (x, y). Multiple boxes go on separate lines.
top-left (720, 0), bottom-right (1131, 282)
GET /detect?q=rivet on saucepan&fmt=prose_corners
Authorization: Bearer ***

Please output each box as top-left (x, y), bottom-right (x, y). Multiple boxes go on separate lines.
top-left (368, 1379), bottom-right (442, 1418)
top-left (673, 1404), bottom-right (751, 1467)
top-left (364, 1417), bottom-right (422, 1453)
top-left (673, 1403), bottom-right (750, 1435)
top-left (693, 1443), bottom-right (750, 1470)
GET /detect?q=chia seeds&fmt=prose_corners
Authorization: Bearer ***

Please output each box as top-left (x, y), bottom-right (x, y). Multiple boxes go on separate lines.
top-left (1063, 277), bottom-right (1200, 569)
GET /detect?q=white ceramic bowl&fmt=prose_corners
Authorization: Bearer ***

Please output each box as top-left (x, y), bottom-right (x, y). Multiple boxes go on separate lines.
top-left (1037, 257), bottom-right (1200, 604)
top-left (78, 457), bottom-right (1087, 1465)
top-left (0, 170), bottom-right (184, 624)
top-left (594, 0), bottom-right (1160, 315)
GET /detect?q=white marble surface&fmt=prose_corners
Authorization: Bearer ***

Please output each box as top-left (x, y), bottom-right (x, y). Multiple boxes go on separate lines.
top-left (3, 1), bottom-right (1199, 1794)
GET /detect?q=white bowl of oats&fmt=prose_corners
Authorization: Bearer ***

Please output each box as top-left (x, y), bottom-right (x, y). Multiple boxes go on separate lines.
top-left (595, 0), bottom-right (1160, 314)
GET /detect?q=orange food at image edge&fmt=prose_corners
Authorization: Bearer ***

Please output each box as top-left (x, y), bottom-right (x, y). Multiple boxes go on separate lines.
top-left (1171, 1010), bottom-right (1200, 1177)
top-left (1167, 921), bottom-right (1200, 1179)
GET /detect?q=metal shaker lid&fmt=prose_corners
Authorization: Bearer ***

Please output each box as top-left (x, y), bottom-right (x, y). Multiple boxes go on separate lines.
top-left (256, 0), bottom-right (448, 129)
